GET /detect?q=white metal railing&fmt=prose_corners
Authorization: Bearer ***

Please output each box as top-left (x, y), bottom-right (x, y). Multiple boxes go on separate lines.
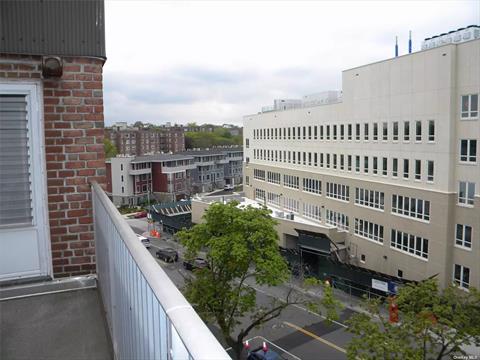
top-left (92, 182), bottom-right (230, 360)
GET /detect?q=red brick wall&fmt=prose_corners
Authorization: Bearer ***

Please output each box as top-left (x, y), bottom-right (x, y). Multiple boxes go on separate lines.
top-left (0, 54), bottom-right (106, 278)
top-left (151, 163), bottom-right (168, 192)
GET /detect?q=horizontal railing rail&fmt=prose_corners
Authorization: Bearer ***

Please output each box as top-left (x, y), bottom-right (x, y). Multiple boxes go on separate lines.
top-left (92, 182), bottom-right (230, 360)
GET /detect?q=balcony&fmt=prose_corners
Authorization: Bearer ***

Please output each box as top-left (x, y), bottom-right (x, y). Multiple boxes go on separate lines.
top-left (162, 164), bottom-right (196, 174)
top-left (0, 183), bottom-right (229, 360)
top-left (129, 167), bottom-right (152, 176)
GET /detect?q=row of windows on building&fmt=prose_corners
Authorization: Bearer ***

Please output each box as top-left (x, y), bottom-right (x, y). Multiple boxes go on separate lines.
top-left (254, 187), bottom-right (473, 289)
top-left (250, 170), bottom-right (476, 209)
top-left (253, 150), bottom-right (437, 182)
top-left (252, 119), bottom-right (437, 143)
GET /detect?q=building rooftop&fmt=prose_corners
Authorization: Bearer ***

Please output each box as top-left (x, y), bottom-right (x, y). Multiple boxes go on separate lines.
top-left (131, 153), bottom-right (194, 163)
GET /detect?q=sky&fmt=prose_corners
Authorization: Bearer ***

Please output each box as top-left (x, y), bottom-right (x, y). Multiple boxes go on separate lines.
top-left (104, 0), bottom-right (480, 127)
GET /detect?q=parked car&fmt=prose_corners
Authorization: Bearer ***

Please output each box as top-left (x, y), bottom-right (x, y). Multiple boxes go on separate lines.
top-left (224, 184), bottom-right (234, 190)
top-left (247, 347), bottom-right (282, 360)
top-left (134, 210), bottom-right (147, 218)
top-left (183, 257), bottom-right (208, 271)
top-left (155, 248), bottom-right (178, 263)
top-left (136, 234), bottom-right (151, 249)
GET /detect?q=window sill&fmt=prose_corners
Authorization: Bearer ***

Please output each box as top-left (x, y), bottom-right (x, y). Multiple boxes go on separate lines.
top-left (459, 161), bottom-right (477, 166)
top-left (391, 212), bottom-right (430, 224)
top-left (454, 244), bottom-right (472, 252)
top-left (354, 233), bottom-right (384, 246)
top-left (457, 203), bottom-right (475, 208)
top-left (390, 246), bottom-right (429, 261)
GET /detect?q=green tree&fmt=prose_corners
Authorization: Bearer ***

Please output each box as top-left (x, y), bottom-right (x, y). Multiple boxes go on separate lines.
top-left (177, 202), bottom-right (339, 359)
top-left (103, 138), bottom-right (117, 159)
top-left (346, 279), bottom-right (480, 360)
top-left (133, 121), bottom-right (144, 128)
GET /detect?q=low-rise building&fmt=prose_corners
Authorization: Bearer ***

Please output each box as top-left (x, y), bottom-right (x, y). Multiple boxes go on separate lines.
top-left (106, 147), bottom-right (244, 205)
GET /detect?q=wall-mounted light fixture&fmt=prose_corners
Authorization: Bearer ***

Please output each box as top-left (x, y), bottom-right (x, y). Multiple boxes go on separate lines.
top-left (42, 56), bottom-right (63, 78)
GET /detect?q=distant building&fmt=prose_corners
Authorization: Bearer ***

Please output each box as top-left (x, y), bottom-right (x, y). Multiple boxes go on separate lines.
top-left (106, 146), bottom-right (244, 205)
top-left (105, 123), bottom-right (185, 155)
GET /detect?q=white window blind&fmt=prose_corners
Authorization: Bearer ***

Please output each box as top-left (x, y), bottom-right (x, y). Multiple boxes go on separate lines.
top-left (0, 95), bottom-right (33, 227)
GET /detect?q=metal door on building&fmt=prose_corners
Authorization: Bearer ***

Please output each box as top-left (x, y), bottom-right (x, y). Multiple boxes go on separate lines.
top-left (0, 83), bottom-right (52, 282)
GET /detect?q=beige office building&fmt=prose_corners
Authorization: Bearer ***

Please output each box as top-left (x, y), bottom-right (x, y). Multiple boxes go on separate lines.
top-left (241, 32), bottom-right (480, 289)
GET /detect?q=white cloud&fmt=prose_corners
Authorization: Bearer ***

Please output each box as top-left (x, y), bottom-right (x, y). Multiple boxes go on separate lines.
top-left (103, 0), bottom-right (479, 125)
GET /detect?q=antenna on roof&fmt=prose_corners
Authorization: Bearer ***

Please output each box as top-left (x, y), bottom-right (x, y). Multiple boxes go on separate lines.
top-left (408, 30), bottom-right (412, 54)
top-left (395, 36), bottom-right (399, 57)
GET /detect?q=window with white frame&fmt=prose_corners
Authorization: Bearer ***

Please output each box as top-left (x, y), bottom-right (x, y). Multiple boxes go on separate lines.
top-left (382, 122), bottom-right (388, 140)
top-left (458, 181), bottom-right (475, 206)
top-left (347, 124), bottom-right (352, 140)
top-left (333, 125), bottom-right (337, 140)
top-left (415, 121), bottom-right (422, 141)
top-left (254, 169), bottom-right (265, 181)
top-left (340, 154), bottom-right (344, 170)
top-left (364, 156), bottom-right (368, 173)
top-left (392, 194), bottom-right (430, 221)
top-left (355, 188), bottom-right (384, 210)
top-left (267, 171), bottom-right (281, 185)
top-left (355, 218), bottom-right (384, 243)
top-left (320, 153), bottom-right (324, 167)
top-left (461, 94), bottom-right (478, 119)
top-left (355, 123), bottom-right (360, 140)
top-left (364, 123), bottom-right (369, 141)
top-left (453, 264), bottom-right (470, 289)
top-left (283, 197), bottom-right (299, 213)
top-left (267, 192), bottom-right (282, 207)
top-left (393, 122), bottom-right (399, 141)
top-left (373, 156), bottom-right (378, 175)
top-left (456, 224), bottom-right (472, 249)
top-left (382, 157), bottom-right (387, 176)
top-left (403, 159), bottom-right (409, 179)
top-left (326, 153), bottom-right (330, 168)
top-left (319, 125), bottom-right (324, 140)
top-left (340, 124), bottom-right (344, 140)
top-left (303, 178), bottom-right (321, 195)
top-left (326, 182), bottom-right (349, 201)
top-left (326, 125), bottom-right (330, 140)
top-left (355, 155), bottom-right (360, 172)
top-left (427, 160), bottom-right (434, 182)
top-left (391, 229), bottom-right (429, 259)
top-left (403, 121), bottom-right (410, 141)
top-left (333, 154), bottom-right (337, 169)
top-left (283, 174), bottom-right (299, 189)
top-left (303, 203), bottom-right (321, 222)
top-left (255, 188), bottom-right (266, 201)
top-left (460, 139), bottom-right (477, 162)
top-left (326, 209), bottom-right (349, 231)
top-left (373, 123), bottom-right (378, 141)
top-left (415, 160), bottom-right (421, 180)
top-left (347, 155), bottom-right (352, 171)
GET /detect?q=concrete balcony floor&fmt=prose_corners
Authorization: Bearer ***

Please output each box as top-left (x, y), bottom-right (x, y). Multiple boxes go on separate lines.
top-left (1, 278), bottom-right (112, 360)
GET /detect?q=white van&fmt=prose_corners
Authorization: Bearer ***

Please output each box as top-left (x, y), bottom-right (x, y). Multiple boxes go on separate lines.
top-left (136, 234), bottom-right (151, 249)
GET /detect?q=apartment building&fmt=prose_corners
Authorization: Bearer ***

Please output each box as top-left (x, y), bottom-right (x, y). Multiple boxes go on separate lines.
top-left (106, 146), bottom-right (244, 205)
top-left (106, 153), bottom-right (196, 205)
top-left (243, 29), bottom-right (480, 289)
top-left (223, 147), bottom-right (244, 186)
top-left (105, 124), bottom-right (185, 155)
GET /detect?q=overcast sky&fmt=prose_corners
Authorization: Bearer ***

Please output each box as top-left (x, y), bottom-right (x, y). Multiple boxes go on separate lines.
top-left (104, 0), bottom-right (479, 126)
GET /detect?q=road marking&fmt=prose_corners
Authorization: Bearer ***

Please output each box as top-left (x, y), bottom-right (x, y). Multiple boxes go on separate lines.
top-left (283, 321), bottom-right (347, 354)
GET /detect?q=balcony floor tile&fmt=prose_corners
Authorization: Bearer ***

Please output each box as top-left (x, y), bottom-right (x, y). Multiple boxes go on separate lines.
top-left (1, 288), bottom-right (112, 360)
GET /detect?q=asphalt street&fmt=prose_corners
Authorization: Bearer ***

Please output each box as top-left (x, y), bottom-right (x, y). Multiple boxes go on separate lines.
top-left (127, 217), bottom-right (355, 360)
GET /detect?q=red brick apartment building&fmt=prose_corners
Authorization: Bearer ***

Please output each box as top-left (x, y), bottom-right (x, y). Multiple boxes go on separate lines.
top-left (105, 123), bottom-right (185, 155)
top-left (0, 0), bottom-right (106, 280)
